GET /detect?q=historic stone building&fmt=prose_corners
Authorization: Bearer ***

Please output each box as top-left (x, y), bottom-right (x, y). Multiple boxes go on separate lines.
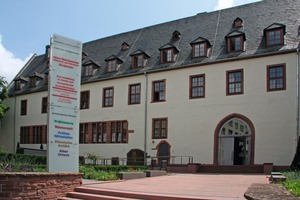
top-left (1, 0), bottom-right (299, 171)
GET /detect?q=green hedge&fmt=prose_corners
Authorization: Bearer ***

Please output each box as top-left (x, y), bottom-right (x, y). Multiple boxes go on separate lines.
top-left (92, 165), bottom-right (148, 172)
top-left (0, 152), bottom-right (46, 165)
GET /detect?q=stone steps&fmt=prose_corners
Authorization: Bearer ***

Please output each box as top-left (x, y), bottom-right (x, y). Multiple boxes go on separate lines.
top-left (59, 186), bottom-right (205, 200)
top-left (268, 172), bottom-right (286, 183)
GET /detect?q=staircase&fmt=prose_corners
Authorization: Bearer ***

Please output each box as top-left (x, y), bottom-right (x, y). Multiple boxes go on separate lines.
top-left (58, 185), bottom-right (205, 200)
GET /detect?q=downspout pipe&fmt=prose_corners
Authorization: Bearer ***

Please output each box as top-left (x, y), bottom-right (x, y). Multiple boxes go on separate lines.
top-left (13, 95), bottom-right (16, 152)
top-left (144, 72), bottom-right (148, 165)
top-left (296, 47), bottom-right (300, 150)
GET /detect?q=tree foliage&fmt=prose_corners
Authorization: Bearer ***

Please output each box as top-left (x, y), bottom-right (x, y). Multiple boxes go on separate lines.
top-left (291, 137), bottom-right (300, 171)
top-left (0, 76), bottom-right (9, 120)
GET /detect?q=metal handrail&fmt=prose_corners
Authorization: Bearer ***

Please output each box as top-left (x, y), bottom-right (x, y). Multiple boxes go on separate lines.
top-left (84, 155), bottom-right (193, 166)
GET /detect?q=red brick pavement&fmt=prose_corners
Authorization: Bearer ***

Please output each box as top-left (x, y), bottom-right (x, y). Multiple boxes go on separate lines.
top-left (81, 173), bottom-right (268, 200)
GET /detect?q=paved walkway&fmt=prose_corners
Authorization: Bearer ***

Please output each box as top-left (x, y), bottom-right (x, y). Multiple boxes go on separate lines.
top-left (82, 173), bottom-right (268, 200)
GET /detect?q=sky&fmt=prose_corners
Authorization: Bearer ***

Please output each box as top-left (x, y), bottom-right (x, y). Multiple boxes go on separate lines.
top-left (0, 0), bottom-right (261, 83)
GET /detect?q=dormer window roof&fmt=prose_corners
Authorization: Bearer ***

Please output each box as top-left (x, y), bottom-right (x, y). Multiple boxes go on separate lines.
top-left (130, 49), bottom-right (150, 68)
top-left (264, 23), bottom-right (286, 34)
top-left (225, 30), bottom-right (246, 52)
top-left (105, 55), bottom-right (123, 72)
top-left (122, 42), bottom-right (130, 51)
top-left (159, 43), bottom-right (179, 64)
top-left (82, 59), bottom-right (100, 67)
top-left (29, 72), bottom-right (44, 79)
top-left (233, 17), bottom-right (243, 28)
top-left (264, 23), bottom-right (286, 47)
top-left (190, 37), bottom-right (212, 58)
top-left (82, 60), bottom-right (100, 77)
top-left (14, 76), bottom-right (29, 82)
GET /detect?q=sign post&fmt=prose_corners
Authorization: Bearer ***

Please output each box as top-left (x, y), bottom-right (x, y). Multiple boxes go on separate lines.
top-left (47, 34), bottom-right (82, 172)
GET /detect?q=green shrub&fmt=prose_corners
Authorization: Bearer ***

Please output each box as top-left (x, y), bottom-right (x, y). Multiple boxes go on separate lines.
top-left (282, 171), bottom-right (300, 196)
top-left (0, 146), bottom-right (6, 153)
top-left (0, 152), bottom-right (46, 165)
top-left (79, 165), bottom-right (147, 181)
top-left (79, 165), bottom-right (119, 181)
top-left (86, 153), bottom-right (100, 165)
top-left (92, 165), bottom-right (148, 172)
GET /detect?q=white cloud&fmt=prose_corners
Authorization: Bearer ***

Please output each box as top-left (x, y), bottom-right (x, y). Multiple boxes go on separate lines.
top-left (0, 35), bottom-right (33, 83)
top-left (214, 0), bottom-right (234, 10)
top-left (214, 0), bottom-right (261, 10)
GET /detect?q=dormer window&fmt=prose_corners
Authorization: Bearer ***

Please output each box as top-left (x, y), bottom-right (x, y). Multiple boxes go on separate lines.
top-left (122, 42), bottom-right (130, 51)
top-left (82, 52), bottom-right (88, 61)
top-left (233, 17), bottom-right (243, 28)
top-left (172, 31), bottom-right (181, 40)
top-left (107, 60), bottom-right (117, 72)
top-left (159, 44), bottom-right (179, 64)
top-left (29, 77), bottom-right (37, 87)
top-left (14, 76), bottom-right (28, 90)
top-left (15, 81), bottom-right (22, 90)
top-left (264, 23), bottom-right (286, 47)
top-left (225, 31), bottom-right (246, 52)
top-left (44, 73), bottom-right (48, 85)
top-left (105, 55), bottom-right (123, 72)
top-left (82, 60), bottom-right (99, 77)
top-left (29, 72), bottom-right (44, 88)
top-left (130, 49), bottom-right (150, 68)
top-left (190, 37), bottom-right (212, 58)
top-left (84, 65), bottom-right (93, 76)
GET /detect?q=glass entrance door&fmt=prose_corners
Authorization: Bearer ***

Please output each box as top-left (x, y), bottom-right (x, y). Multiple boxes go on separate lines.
top-left (218, 118), bottom-right (251, 166)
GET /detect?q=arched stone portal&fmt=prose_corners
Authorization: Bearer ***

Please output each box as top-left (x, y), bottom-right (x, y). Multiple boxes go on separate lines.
top-left (214, 113), bottom-right (255, 165)
top-left (127, 149), bottom-right (145, 166)
top-left (156, 140), bottom-right (171, 165)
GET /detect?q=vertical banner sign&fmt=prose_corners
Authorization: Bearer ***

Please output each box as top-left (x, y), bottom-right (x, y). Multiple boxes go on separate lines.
top-left (47, 34), bottom-right (82, 172)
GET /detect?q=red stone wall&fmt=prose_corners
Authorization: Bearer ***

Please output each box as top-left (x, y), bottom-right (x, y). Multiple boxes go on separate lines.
top-left (0, 172), bottom-right (83, 200)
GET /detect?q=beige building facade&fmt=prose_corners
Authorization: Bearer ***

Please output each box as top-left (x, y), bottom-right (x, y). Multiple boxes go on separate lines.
top-left (1, 0), bottom-right (299, 170)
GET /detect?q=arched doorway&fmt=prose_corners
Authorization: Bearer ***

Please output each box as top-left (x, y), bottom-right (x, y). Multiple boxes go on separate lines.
top-left (127, 149), bottom-right (145, 166)
top-left (156, 141), bottom-right (171, 167)
top-left (214, 113), bottom-right (255, 166)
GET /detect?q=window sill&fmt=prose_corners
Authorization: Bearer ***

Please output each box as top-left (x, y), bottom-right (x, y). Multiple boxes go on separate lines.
top-left (151, 100), bottom-right (166, 103)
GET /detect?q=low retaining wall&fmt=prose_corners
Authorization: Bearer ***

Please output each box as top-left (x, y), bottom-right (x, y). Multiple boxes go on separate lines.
top-left (116, 172), bottom-right (146, 180)
top-left (145, 170), bottom-right (167, 177)
top-left (166, 163), bottom-right (289, 174)
top-left (0, 172), bottom-right (83, 200)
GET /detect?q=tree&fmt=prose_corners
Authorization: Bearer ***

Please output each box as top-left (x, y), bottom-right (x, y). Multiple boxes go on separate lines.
top-left (0, 76), bottom-right (9, 120)
top-left (291, 137), bottom-right (300, 171)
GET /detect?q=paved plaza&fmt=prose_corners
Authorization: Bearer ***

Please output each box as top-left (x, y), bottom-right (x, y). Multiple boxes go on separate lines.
top-left (81, 173), bottom-right (268, 199)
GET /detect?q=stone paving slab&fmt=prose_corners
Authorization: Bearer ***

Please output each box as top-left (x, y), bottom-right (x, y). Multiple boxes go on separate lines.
top-left (244, 183), bottom-right (300, 200)
top-left (81, 174), bottom-right (268, 200)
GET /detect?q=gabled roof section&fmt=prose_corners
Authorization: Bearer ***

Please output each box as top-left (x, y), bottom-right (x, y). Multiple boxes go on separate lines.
top-left (104, 55), bottom-right (124, 63)
top-left (264, 23), bottom-right (286, 35)
top-left (159, 43), bottom-right (179, 53)
top-left (190, 37), bottom-right (212, 47)
top-left (29, 72), bottom-right (44, 79)
top-left (225, 30), bottom-right (246, 40)
top-left (82, 59), bottom-right (100, 67)
top-left (130, 49), bottom-right (150, 58)
top-left (14, 76), bottom-right (29, 82)
top-left (8, 0), bottom-right (300, 97)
